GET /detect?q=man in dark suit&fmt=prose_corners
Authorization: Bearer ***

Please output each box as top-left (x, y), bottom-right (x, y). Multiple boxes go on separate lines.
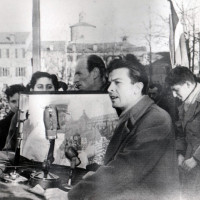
top-left (0, 84), bottom-right (25, 150)
top-left (45, 58), bottom-right (179, 200)
top-left (166, 66), bottom-right (200, 200)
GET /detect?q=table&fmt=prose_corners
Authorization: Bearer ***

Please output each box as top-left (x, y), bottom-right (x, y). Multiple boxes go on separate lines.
top-left (0, 155), bottom-right (88, 200)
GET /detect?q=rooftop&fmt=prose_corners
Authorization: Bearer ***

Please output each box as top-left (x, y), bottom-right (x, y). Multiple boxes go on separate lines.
top-left (41, 41), bottom-right (66, 51)
top-left (67, 41), bottom-right (146, 53)
top-left (70, 22), bottom-right (96, 28)
top-left (0, 32), bottom-right (30, 44)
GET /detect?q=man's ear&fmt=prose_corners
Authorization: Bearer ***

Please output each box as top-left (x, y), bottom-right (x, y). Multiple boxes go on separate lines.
top-left (133, 82), bottom-right (144, 94)
top-left (30, 88), bottom-right (33, 91)
top-left (91, 67), bottom-right (100, 79)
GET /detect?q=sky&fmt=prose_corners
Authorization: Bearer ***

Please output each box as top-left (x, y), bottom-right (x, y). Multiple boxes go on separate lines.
top-left (0, 0), bottom-right (197, 52)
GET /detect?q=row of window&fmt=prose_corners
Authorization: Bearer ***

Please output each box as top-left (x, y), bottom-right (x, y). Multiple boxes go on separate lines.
top-left (0, 48), bottom-right (26, 59)
top-left (0, 67), bottom-right (26, 77)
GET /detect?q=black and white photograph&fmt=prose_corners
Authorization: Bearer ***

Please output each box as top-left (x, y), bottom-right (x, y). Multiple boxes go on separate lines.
top-left (0, 0), bottom-right (200, 199)
top-left (19, 93), bottom-right (118, 168)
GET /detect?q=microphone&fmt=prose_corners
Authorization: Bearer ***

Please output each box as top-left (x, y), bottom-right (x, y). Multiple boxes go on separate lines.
top-left (30, 105), bottom-right (60, 189)
top-left (65, 146), bottom-right (81, 168)
top-left (63, 145), bottom-right (81, 190)
top-left (43, 105), bottom-right (58, 140)
top-left (42, 105), bottom-right (58, 176)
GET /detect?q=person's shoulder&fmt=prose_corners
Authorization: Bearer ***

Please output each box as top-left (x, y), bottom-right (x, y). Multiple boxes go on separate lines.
top-left (134, 103), bottom-right (172, 131)
top-left (148, 104), bottom-right (171, 123)
top-left (133, 105), bottom-right (173, 140)
top-left (0, 112), bottom-right (14, 123)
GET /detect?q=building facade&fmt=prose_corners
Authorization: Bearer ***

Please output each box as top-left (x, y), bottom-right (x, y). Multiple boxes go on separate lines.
top-left (0, 32), bottom-right (32, 91)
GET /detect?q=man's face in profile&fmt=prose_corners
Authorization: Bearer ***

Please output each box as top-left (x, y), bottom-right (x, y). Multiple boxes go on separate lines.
top-left (171, 82), bottom-right (192, 102)
top-left (74, 58), bottom-right (94, 91)
top-left (9, 93), bottom-right (19, 113)
top-left (108, 68), bottom-right (138, 112)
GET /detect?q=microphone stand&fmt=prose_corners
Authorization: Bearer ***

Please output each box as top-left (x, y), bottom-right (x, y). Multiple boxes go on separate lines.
top-left (42, 139), bottom-right (55, 178)
top-left (63, 157), bottom-right (76, 190)
top-left (29, 105), bottom-right (60, 189)
top-left (30, 139), bottom-right (59, 189)
top-left (1, 109), bottom-right (28, 183)
top-left (14, 109), bottom-right (25, 166)
top-left (62, 146), bottom-right (81, 190)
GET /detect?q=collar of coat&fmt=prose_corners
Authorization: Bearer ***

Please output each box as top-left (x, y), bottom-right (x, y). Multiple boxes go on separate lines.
top-left (178, 83), bottom-right (200, 127)
top-left (118, 95), bottom-right (154, 129)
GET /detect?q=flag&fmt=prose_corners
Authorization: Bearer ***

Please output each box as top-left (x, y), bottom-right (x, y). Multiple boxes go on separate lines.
top-left (168, 0), bottom-right (189, 68)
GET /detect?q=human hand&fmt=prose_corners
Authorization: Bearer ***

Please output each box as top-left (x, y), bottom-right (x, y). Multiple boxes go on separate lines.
top-left (177, 154), bottom-right (185, 168)
top-left (182, 157), bottom-right (197, 172)
top-left (44, 188), bottom-right (68, 200)
top-left (82, 171), bottom-right (95, 179)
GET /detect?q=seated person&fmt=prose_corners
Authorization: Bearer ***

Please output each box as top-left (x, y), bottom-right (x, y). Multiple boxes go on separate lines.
top-left (0, 84), bottom-right (26, 150)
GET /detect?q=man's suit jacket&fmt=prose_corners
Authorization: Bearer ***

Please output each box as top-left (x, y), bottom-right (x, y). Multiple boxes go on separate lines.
top-left (68, 96), bottom-right (179, 200)
top-left (176, 86), bottom-right (200, 161)
top-left (0, 111), bottom-right (14, 150)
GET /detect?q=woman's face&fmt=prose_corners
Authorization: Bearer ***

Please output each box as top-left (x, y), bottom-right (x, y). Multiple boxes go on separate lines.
top-left (32, 77), bottom-right (55, 91)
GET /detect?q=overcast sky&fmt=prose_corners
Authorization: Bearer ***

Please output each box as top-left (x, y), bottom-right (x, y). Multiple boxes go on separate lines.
top-left (0, 0), bottom-right (197, 52)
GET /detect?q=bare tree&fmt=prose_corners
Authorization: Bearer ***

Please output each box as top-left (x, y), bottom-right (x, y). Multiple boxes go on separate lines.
top-left (143, 5), bottom-right (168, 83)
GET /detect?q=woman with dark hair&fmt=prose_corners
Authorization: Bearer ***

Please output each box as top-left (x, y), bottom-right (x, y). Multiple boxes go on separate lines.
top-left (3, 72), bottom-right (59, 152)
top-left (20, 72), bottom-right (60, 161)
top-left (28, 71), bottom-right (59, 91)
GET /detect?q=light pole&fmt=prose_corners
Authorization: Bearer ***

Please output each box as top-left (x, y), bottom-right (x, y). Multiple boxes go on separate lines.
top-left (198, 32), bottom-right (200, 74)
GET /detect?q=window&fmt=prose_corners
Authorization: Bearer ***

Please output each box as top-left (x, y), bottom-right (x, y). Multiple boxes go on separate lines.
top-left (0, 67), bottom-right (9, 77)
top-left (22, 48), bottom-right (25, 58)
top-left (68, 55), bottom-right (72, 62)
top-left (16, 67), bottom-right (26, 77)
top-left (15, 49), bottom-right (18, 58)
top-left (6, 49), bottom-right (9, 58)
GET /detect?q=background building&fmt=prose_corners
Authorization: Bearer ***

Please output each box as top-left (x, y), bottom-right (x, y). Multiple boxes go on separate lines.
top-left (0, 32), bottom-right (32, 91)
top-left (65, 14), bottom-right (147, 84)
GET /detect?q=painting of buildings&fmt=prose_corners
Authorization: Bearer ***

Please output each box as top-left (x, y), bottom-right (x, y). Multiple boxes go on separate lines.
top-left (20, 93), bottom-right (118, 168)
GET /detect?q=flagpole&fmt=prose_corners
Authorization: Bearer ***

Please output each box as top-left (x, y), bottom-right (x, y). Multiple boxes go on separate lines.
top-left (198, 32), bottom-right (200, 74)
top-left (32, 0), bottom-right (41, 73)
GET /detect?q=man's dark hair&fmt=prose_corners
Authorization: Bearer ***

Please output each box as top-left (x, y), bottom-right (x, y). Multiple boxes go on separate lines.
top-left (149, 83), bottom-right (162, 93)
top-left (125, 54), bottom-right (140, 64)
top-left (87, 55), bottom-right (106, 79)
top-left (166, 66), bottom-right (196, 87)
top-left (5, 84), bottom-right (26, 101)
top-left (58, 81), bottom-right (68, 91)
top-left (29, 71), bottom-right (59, 91)
top-left (107, 58), bottom-right (148, 94)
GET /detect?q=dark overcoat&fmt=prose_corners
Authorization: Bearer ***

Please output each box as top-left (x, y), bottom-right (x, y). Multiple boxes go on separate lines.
top-left (68, 96), bottom-right (180, 200)
top-left (0, 111), bottom-right (14, 150)
top-left (176, 86), bottom-right (200, 199)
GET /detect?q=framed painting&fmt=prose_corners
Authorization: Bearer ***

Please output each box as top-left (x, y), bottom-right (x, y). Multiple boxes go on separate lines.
top-left (19, 92), bottom-right (118, 169)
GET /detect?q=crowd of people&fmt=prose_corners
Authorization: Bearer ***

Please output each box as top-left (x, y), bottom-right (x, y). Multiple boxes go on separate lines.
top-left (0, 53), bottom-right (199, 200)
